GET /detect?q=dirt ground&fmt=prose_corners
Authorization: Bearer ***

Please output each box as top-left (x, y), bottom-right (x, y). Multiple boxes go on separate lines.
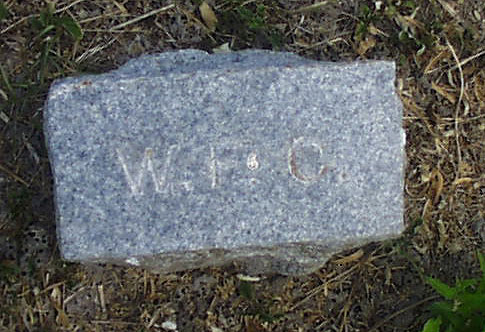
top-left (0, 0), bottom-right (484, 331)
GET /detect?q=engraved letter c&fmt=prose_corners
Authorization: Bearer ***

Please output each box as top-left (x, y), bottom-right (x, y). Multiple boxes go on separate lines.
top-left (288, 137), bottom-right (328, 183)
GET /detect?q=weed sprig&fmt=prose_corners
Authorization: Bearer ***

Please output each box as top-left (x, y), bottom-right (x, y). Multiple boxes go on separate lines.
top-left (422, 252), bottom-right (485, 332)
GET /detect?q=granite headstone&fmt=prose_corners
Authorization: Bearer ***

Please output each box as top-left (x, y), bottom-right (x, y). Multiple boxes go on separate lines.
top-left (44, 49), bottom-right (405, 275)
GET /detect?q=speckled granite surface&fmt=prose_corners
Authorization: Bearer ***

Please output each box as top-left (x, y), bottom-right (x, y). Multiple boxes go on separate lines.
top-left (44, 49), bottom-right (405, 275)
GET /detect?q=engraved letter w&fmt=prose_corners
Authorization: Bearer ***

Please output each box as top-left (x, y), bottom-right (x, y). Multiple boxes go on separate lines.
top-left (116, 146), bottom-right (178, 196)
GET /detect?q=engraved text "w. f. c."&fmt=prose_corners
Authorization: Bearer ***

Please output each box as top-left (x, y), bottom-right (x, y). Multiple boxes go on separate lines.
top-left (116, 146), bottom-right (178, 196)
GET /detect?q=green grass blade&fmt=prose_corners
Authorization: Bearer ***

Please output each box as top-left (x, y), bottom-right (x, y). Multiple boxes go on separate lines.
top-left (478, 252), bottom-right (485, 276)
top-left (478, 251), bottom-right (485, 293)
top-left (239, 281), bottom-right (253, 300)
top-left (456, 293), bottom-right (485, 314)
top-left (0, 63), bottom-right (13, 94)
top-left (56, 16), bottom-right (83, 41)
top-left (430, 302), bottom-right (464, 328)
top-left (37, 24), bottom-right (56, 39)
top-left (39, 40), bottom-right (53, 84)
top-left (39, 9), bottom-right (51, 26)
top-left (455, 278), bottom-right (477, 293)
top-left (421, 317), bottom-right (442, 332)
top-left (0, 1), bottom-right (9, 21)
top-left (427, 277), bottom-right (457, 299)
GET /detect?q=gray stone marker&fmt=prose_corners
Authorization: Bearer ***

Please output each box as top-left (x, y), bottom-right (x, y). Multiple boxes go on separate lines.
top-left (44, 49), bottom-right (405, 275)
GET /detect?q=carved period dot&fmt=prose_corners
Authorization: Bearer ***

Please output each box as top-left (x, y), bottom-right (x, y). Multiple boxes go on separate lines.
top-left (247, 152), bottom-right (259, 171)
top-left (181, 181), bottom-right (193, 192)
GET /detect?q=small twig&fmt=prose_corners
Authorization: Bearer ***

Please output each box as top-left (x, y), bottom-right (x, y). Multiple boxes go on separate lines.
top-left (446, 39), bottom-right (464, 175)
top-left (78, 11), bottom-right (122, 24)
top-left (54, 0), bottom-right (88, 14)
top-left (450, 49), bottom-right (485, 71)
top-left (90, 320), bottom-right (140, 325)
top-left (0, 15), bottom-right (34, 35)
top-left (368, 295), bottom-right (440, 332)
top-left (290, 0), bottom-right (336, 13)
top-left (82, 28), bottom-right (144, 33)
top-left (147, 307), bottom-right (162, 329)
top-left (436, 0), bottom-right (458, 18)
top-left (98, 284), bottom-right (107, 313)
top-left (0, 88), bottom-right (7, 101)
top-left (290, 264), bottom-right (359, 311)
top-left (299, 32), bottom-right (353, 50)
top-left (63, 285), bottom-right (88, 305)
top-left (37, 282), bottom-right (66, 295)
top-left (75, 38), bottom-right (117, 63)
top-left (0, 163), bottom-right (29, 186)
top-left (425, 49), bottom-right (485, 74)
top-left (23, 134), bottom-right (40, 165)
top-left (110, 4), bottom-right (175, 31)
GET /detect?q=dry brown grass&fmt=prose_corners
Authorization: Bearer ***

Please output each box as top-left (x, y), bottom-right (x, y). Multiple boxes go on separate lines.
top-left (0, 0), bottom-right (484, 331)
